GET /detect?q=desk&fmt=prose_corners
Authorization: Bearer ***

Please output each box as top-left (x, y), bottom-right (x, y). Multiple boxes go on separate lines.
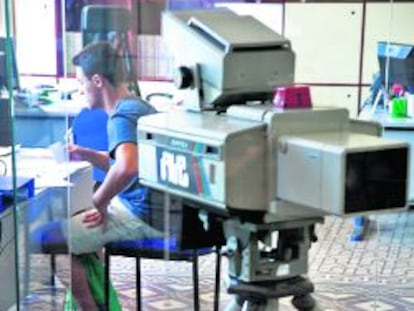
top-left (0, 148), bottom-right (93, 310)
top-left (11, 80), bottom-right (176, 148)
top-left (14, 98), bottom-right (86, 148)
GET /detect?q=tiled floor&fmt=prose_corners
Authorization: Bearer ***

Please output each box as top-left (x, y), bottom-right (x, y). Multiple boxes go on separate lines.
top-left (19, 210), bottom-right (414, 310)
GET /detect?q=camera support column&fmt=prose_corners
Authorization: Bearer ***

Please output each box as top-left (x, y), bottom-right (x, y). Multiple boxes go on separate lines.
top-left (223, 216), bottom-right (323, 311)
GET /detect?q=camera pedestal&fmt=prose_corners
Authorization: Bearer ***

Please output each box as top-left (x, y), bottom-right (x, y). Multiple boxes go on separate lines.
top-left (223, 215), bottom-right (323, 311)
top-left (228, 276), bottom-right (315, 311)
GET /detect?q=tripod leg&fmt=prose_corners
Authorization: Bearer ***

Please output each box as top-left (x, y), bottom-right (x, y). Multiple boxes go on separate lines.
top-left (292, 294), bottom-right (316, 311)
top-left (263, 299), bottom-right (279, 311)
top-left (223, 296), bottom-right (243, 311)
top-left (241, 299), bottom-right (272, 311)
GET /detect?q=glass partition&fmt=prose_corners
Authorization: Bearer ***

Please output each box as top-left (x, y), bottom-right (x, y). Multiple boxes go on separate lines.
top-left (2, 0), bottom-right (75, 310)
top-left (2, 0), bottom-right (414, 310)
top-left (363, 3), bottom-right (414, 311)
top-left (1, 1), bottom-right (19, 310)
top-left (160, 1), bottom-right (414, 311)
top-left (279, 1), bottom-right (413, 310)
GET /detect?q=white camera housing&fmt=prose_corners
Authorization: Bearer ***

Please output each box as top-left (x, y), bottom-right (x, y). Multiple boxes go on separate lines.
top-left (277, 132), bottom-right (409, 215)
top-left (137, 9), bottom-right (409, 218)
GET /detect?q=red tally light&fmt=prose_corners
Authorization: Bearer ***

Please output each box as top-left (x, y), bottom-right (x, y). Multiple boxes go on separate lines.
top-left (273, 85), bottom-right (312, 109)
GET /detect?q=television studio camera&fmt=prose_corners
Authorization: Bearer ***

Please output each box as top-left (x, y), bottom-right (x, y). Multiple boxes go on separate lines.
top-left (136, 9), bottom-right (409, 311)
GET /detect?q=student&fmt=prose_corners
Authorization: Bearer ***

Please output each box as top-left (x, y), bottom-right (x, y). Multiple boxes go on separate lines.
top-left (67, 41), bottom-right (163, 310)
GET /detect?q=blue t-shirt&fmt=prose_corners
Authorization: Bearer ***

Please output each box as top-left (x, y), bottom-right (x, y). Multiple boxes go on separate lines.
top-left (107, 96), bottom-right (160, 222)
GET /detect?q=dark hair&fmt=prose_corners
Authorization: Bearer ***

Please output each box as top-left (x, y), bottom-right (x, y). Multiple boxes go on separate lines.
top-left (72, 41), bottom-right (126, 87)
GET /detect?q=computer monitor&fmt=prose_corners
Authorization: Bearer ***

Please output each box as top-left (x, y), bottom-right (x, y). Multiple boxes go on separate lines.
top-left (378, 41), bottom-right (414, 93)
top-left (0, 37), bottom-right (19, 91)
top-left (81, 5), bottom-right (132, 47)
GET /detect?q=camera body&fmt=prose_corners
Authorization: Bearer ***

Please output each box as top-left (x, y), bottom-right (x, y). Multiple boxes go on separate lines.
top-left (137, 9), bottom-right (409, 290)
top-left (138, 106), bottom-right (409, 218)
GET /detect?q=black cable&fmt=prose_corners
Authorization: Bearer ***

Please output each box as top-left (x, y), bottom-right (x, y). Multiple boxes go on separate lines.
top-left (145, 92), bottom-right (174, 102)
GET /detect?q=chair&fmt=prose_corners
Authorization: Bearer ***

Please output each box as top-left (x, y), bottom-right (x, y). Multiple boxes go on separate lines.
top-left (104, 237), bottom-right (222, 311)
top-left (28, 214), bottom-right (68, 291)
top-left (26, 107), bottom-right (108, 295)
top-left (71, 107), bottom-right (108, 184)
top-left (103, 198), bottom-right (224, 311)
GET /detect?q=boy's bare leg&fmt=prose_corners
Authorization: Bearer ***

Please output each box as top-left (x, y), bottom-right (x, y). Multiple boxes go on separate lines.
top-left (57, 254), bottom-right (99, 311)
top-left (71, 254), bottom-right (99, 311)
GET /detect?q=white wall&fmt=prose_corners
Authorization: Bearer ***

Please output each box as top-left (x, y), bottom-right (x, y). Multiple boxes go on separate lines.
top-left (283, 1), bottom-right (414, 118)
top-left (14, 0), bottom-right (57, 75)
top-left (0, 1), bottom-right (4, 36)
top-left (0, 0), bottom-right (13, 37)
top-left (285, 3), bottom-right (363, 85)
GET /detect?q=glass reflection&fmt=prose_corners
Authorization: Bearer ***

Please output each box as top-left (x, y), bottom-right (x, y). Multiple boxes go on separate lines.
top-left (2, 0), bottom-right (413, 310)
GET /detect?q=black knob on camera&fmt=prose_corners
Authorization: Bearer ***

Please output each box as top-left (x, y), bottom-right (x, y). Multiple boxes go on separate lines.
top-left (174, 66), bottom-right (194, 89)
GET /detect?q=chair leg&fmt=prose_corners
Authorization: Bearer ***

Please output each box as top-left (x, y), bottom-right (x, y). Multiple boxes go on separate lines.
top-left (50, 254), bottom-right (57, 310)
top-left (136, 257), bottom-right (142, 311)
top-left (192, 250), bottom-right (200, 311)
top-left (50, 254), bottom-right (56, 287)
top-left (104, 251), bottom-right (110, 311)
top-left (23, 210), bottom-right (31, 299)
top-left (214, 247), bottom-right (221, 311)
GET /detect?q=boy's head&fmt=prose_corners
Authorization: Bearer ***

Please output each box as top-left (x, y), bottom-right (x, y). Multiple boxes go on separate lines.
top-left (72, 41), bottom-right (126, 87)
top-left (72, 41), bottom-right (126, 108)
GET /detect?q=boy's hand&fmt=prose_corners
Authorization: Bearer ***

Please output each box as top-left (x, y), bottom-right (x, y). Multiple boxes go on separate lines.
top-left (82, 208), bottom-right (108, 231)
top-left (67, 143), bottom-right (85, 161)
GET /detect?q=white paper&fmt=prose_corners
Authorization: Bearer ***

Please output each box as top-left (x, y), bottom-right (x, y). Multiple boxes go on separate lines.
top-left (10, 147), bottom-right (90, 189)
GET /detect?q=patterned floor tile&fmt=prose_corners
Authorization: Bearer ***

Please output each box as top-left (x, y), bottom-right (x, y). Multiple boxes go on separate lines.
top-left (400, 298), bottom-right (414, 304)
top-left (147, 299), bottom-right (188, 310)
top-left (18, 211), bottom-right (414, 310)
top-left (354, 301), bottom-right (396, 311)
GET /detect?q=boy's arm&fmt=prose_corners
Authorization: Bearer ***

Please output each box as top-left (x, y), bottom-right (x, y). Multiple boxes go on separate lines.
top-left (92, 142), bottom-right (138, 213)
top-left (68, 144), bottom-right (110, 171)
